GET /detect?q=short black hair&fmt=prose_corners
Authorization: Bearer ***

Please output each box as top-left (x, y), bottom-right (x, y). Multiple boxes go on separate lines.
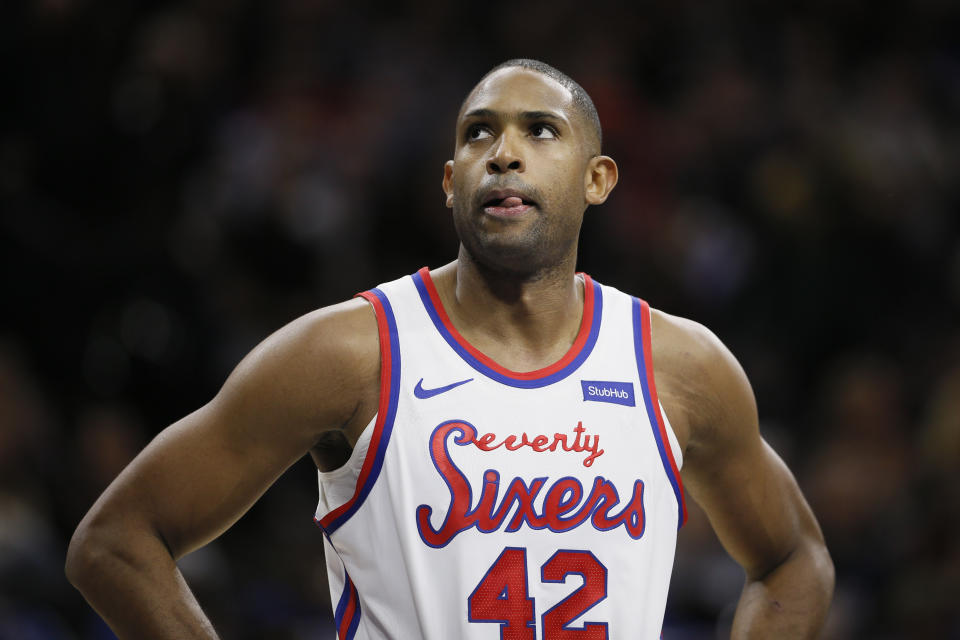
top-left (475, 58), bottom-right (602, 153)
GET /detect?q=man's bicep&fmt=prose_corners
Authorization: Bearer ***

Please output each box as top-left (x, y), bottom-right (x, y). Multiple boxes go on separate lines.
top-left (81, 300), bottom-right (380, 558)
top-left (684, 435), bottom-right (819, 580)
top-left (139, 387), bottom-right (337, 554)
top-left (663, 317), bottom-right (824, 580)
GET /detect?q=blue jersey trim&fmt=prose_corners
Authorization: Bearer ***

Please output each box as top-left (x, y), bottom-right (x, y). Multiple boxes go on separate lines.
top-left (334, 569), bottom-right (362, 639)
top-left (632, 297), bottom-right (685, 531)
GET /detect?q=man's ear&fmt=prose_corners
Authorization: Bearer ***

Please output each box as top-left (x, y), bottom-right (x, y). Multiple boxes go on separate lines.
top-left (584, 155), bottom-right (619, 205)
top-left (442, 160), bottom-right (455, 208)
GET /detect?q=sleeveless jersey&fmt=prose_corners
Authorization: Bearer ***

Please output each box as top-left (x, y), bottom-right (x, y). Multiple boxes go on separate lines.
top-left (314, 267), bottom-right (687, 640)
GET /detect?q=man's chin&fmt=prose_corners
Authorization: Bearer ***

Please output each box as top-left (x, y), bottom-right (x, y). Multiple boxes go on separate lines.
top-left (461, 235), bottom-right (556, 277)
top-left (454, 209), bottom-right (558, 273)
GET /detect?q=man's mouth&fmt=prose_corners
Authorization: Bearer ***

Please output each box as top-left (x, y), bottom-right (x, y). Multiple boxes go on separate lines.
top-left (481, 191), bottom-right (536, 217)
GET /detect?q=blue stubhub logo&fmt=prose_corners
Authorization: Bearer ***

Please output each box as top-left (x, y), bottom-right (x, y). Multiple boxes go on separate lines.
top-left (581, 380), bottom-right (636, 407)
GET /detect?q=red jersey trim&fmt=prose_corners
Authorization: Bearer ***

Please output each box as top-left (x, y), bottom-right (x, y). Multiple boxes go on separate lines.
top-left (636, 298), bottom-right (688, 528)
top-left (316, 288), bottom-right (400, 534)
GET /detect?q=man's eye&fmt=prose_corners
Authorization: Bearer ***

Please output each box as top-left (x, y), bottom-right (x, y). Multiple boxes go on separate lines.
top-left (530, 124), bottom-right (557, 139)
top-left (467, 126), bottom-right (492, 141)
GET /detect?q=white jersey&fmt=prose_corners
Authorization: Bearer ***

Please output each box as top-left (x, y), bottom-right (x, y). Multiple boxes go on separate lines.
top-left (315, 268), bottom-right (687, 640)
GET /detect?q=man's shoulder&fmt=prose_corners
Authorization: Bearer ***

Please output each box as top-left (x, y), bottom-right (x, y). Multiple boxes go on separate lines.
top-left (226, 296), bottom-right (381, 403)
top-left (272, 297), bottom-right (381, 369)
top-left (648, 307), bottom-right (727, 373)
top-left (210, 296), bottom-right (381, 440)
top-left (276, 265), bottom-right (424, 370)
top-left (647, 306), bottom-right (753, 453)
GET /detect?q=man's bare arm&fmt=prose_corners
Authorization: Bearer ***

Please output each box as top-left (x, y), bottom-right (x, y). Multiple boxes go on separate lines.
top-left (653, 311), bottom-right (834, 638)
top-left (65, 298), bottom-right (380, 639)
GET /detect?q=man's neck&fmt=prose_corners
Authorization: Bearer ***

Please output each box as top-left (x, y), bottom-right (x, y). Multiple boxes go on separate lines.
top-left (428, 250), bottom-right (585, 373)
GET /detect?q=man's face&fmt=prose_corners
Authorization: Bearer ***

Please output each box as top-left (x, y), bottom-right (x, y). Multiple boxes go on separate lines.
top-left (443, 67), bottom-right (597, 276)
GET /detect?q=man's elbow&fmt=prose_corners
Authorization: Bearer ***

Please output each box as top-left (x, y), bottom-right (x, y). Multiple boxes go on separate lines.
top-left (776, 534), bottom-right (836, 616)
top-left (65, 512), bottom-right (137, 594)
top-left (65, 518), bottom-right (107, 591)
top-left (748, 533), bottom-right (835, 609)
top-left (810, 536), bottom-right (835, 601)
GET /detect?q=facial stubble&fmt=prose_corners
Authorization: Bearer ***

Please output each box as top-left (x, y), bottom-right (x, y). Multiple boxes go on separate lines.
top-left (451, 177), bottom-right (584, 279)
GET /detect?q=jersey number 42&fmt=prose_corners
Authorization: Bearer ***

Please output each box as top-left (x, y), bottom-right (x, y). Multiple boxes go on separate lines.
top-left (468, 547), bottom-right (608, 639)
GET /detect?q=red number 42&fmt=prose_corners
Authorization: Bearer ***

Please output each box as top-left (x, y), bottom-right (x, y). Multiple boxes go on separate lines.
top-left (468, 548), bottom-right (608, 639)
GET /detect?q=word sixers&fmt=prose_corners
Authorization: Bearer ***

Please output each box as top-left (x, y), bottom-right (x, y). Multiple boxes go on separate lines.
top-left (416, 420), bottom-right (645, 548)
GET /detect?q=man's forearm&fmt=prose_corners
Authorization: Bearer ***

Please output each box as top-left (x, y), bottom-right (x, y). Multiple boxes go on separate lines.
top-left (66, 523), bottom-right (219, 640)
top-left (730, 539), bottom-right (835, 639)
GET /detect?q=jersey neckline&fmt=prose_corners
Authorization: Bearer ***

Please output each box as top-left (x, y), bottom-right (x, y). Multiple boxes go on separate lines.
top-left (411, 267), bottom-right (603, 388)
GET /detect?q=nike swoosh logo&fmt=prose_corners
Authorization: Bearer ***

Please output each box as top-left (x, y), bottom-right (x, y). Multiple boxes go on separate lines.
top-left (414, 377), bottom-right (473, 399)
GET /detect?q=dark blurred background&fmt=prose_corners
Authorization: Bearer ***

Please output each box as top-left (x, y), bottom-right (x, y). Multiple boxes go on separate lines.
top-left (2, 1), bottom-right (958, 638)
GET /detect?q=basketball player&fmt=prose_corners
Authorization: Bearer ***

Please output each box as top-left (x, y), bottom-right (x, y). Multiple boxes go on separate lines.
top-left (66, 59), bottom-right (834, 638)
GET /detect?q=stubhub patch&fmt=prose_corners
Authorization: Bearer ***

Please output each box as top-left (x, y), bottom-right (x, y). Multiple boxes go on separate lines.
top-left (581, 380), bottom-right (636, 407)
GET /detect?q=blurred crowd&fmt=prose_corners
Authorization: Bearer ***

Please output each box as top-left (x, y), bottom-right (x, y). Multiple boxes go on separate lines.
top-left (2, 1), bottom-right (958, 638)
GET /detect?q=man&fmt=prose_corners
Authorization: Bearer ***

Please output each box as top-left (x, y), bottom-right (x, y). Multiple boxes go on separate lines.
top-left (66, 59), bottom-right (834, 638)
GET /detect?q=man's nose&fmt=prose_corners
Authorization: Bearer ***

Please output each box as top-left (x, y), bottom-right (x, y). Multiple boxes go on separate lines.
top-left (487, 132), bottom-right (525, 174)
